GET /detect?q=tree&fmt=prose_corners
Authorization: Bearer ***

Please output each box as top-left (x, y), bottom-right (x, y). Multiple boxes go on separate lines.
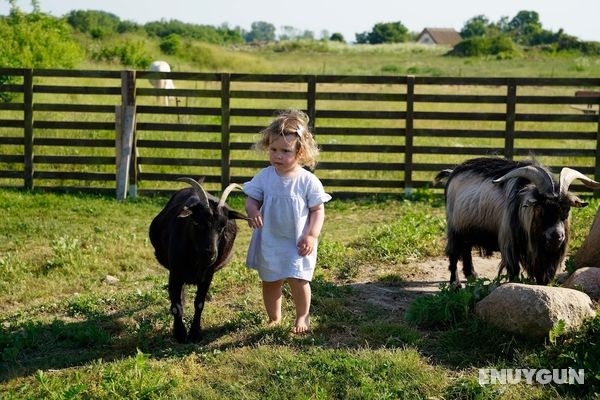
top-left (245, 21), bottom-right (276, 42)
top-left (329, 32), bottom-right (345, 43)
top-left (66, 10), bottom-right (121, 39)
top-left (355, 31), bottom-right (369, 44)
top-left (0, 6), bottom-right (83, 69)
top-left (460, 15), bottom-right (490, 38)
top-left (368, 22), bottom-right (409, 44)
top-left (279, 25), bottom-right (301, 40)
top-left (355, 22), bottom-right (408, 44)
top-left (508, 10), bottom-right (541, 33)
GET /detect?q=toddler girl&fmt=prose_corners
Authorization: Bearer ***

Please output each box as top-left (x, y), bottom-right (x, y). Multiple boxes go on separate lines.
top-left (243, 109), bottom-right (331, 334)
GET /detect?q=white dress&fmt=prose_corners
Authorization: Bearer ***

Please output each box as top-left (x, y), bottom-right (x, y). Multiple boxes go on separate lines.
top-left (243, 166), bottom-right (332, 282)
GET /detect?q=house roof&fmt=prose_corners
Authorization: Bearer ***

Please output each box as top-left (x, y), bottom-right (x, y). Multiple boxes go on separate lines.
top-left (417, 28), bottom-right (462, 45)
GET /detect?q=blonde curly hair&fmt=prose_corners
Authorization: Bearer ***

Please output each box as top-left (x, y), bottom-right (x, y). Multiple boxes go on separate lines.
top-left (253, 109), bottom-right (320, 169)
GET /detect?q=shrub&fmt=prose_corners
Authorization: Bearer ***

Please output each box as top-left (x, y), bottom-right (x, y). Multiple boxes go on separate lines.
top-left (536, 311), bottom-right (600, 397)
top-left (144, 19), bottom-right (244, 45)
top-left (329, 32), bottom-right (345, 43)
top-left (66, 10), bottom-right (120, 39)
top-left (0, 9), bottom-right (83, 69)
top-left (405, 277), bottom-right (500, 328)
top-left (448, 35), bottom-right (520, 58)
top-left (160, 33), bottom-right (182, 55)
top-left (91, 41), bottom-right (151, 68)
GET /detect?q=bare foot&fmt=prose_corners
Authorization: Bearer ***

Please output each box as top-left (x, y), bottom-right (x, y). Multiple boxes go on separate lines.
top-left (267, 319), bottom-right (281, 328)
top-left (292, 316), bottom-right (310, 334)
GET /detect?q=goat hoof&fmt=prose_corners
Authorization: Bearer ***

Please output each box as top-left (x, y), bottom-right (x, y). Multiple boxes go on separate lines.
top-left (188, 328), bottom-right (202, 343)
top-left (466, 271), bottom-right (479, 281)
top-left (450, 280), bottom-right (462, 290)
top-left (173, 323), bottom-right (187, 343)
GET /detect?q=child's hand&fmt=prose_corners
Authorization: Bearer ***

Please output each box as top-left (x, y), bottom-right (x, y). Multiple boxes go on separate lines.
top-left (245, 197), bottom-right (263, 229)
top-left (247, 211), bottom-right (263, 229)
top-left (297, 235), bottom-right (317, 256)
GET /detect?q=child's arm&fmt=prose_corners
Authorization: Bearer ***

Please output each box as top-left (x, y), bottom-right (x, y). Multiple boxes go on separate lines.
top-left (297, 203), bottom-right (325, 256)
top-left (245, 197), bottom-right (263, 229)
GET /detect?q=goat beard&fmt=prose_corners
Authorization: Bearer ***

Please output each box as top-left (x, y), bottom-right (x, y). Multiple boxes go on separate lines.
top-left (524, 231), bottom-right (569, 285)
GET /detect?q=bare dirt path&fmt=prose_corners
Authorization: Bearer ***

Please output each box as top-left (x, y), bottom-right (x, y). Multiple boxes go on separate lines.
top-left (348, 256), bottom-right (502, 315)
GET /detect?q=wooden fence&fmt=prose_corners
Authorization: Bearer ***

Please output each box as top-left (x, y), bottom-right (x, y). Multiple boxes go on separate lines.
top-left (0, 68), bottom-right (599, 198)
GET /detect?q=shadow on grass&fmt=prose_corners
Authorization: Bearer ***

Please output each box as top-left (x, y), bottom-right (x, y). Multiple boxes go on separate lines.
top-left (0, 276), bottom-right (541, 382)
top-left (0, 299), bottom-right (187, 382)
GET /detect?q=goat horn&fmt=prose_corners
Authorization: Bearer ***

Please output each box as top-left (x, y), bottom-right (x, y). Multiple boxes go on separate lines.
top-left (492, 165), bottom-right (555, 196)
top-left (218, 183), bottom-right (244, 208)
top-left (177, 177), bottom-right (210, 208)
top-left (559, 168), bottom-right (600, 196)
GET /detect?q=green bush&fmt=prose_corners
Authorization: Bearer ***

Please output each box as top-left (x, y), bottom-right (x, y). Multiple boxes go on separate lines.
top-left (536, 311), bottom-right (600, 397)
top-left (160, 33), bottom-right (182, 55)
top-left (405, 277), bottom-right (499, 328)
top-left (448, 35), bottom-right (520, 58)
top-left (0, 9), bottom-right (83, 69)
top-left (144, 19), bottom-right (244, 45)
top-left (91, 41), bottom-right (151, 68)
top-left (66, 10), bottom-right (120, 39)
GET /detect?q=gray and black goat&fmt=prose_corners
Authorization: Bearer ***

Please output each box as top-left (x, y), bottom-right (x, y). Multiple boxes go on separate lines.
top-left (435, 157), bottom-right (600, 286)
top-left (149, 178), bottom-right (247, 343)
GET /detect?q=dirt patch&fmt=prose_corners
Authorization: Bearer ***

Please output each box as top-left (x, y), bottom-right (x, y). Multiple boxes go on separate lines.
top-left (348, 256), bottom-right (502, 315)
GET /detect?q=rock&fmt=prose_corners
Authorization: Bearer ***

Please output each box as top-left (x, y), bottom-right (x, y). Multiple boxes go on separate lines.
top-left (554, 271), bottom-right (570, 285)
top-left (475, 283), bottom-right (595, 339)
top-left (575, 206), bottom-right (600, 269)
top-left (103, 275), bottom-right (119, 285)
top-left (563, 267), bottom-right (600, 300)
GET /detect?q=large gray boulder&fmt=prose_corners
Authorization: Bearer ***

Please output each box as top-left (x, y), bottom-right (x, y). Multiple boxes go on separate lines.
top-left (475, 283), bottom-right (595, 339)
top-left (563, 267), bottom-right (600, 300)
top-left (575, 206), bottom-right (600, 269)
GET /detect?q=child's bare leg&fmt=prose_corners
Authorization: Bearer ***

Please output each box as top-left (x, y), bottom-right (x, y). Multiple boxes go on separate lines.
top-left (262, 280), bottom-right (283, 326)
top-left (287, 278), bottom-right (311, 333)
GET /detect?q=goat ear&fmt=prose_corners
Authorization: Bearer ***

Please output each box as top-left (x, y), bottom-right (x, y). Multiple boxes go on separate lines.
top-left (178, 207), bottom-right (193, 218)
top-left (227, 209), bottom-right (249, 220)
top-left (568, 195), bottom-right (588, 208)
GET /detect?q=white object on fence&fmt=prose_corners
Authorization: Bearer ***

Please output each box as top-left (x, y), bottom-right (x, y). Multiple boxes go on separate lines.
top-left (148, 60), bottom-right (176, 106)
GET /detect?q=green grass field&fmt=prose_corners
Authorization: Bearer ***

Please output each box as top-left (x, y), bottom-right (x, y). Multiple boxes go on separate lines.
top-left (0, 188), bottom-right (598, 399)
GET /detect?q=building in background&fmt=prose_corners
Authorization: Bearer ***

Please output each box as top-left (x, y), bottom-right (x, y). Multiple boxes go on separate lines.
top-left (416, 28), bottom-right (462, 46)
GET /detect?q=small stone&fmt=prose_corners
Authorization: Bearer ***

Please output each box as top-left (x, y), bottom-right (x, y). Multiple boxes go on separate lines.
top-left (103, 275), bottom-right (119, 285)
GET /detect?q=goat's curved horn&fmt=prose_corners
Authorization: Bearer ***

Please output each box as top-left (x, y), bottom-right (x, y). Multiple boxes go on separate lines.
top-left (218, 183), bottom-right (244, 208)
top-left (177, 177), bottom-right (210, 208)
top-left (559, 168), bottom-right (600, 196)
top-left (492, 165), bottom-right (555, 195)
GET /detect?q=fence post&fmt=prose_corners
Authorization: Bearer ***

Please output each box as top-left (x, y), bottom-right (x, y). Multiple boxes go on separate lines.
top-left (220, 73), bottom-right (231, 191)
top-left (595, 108), bottom-right (600, 198)
top-left (504, 79), bottom-right (517, 160)
top-left (404, 75), bottom-right (415, 196)
top-left (23, 68), bottom-right (34, 190)
top-left (116, 70), bottom-right (136, 200)
top-left (307, 75), bottom-right (317, 133)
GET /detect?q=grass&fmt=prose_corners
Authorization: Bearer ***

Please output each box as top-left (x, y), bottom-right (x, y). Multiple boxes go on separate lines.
top-left (0, 189), bottom-right (598, 398)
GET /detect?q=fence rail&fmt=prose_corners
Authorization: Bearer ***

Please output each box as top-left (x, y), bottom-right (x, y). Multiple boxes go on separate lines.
top-left (0, 68), bottom-right (599, 197)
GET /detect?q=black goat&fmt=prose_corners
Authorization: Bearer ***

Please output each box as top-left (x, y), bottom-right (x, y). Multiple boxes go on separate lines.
top-left (149, 178), bottom-right (247, 343)
top-left (435, 157), bottom-right (600, 286)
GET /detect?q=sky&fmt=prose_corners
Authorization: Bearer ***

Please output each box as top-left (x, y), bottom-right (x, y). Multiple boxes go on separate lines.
top-left (1, 0), bottom-right (599, 42)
